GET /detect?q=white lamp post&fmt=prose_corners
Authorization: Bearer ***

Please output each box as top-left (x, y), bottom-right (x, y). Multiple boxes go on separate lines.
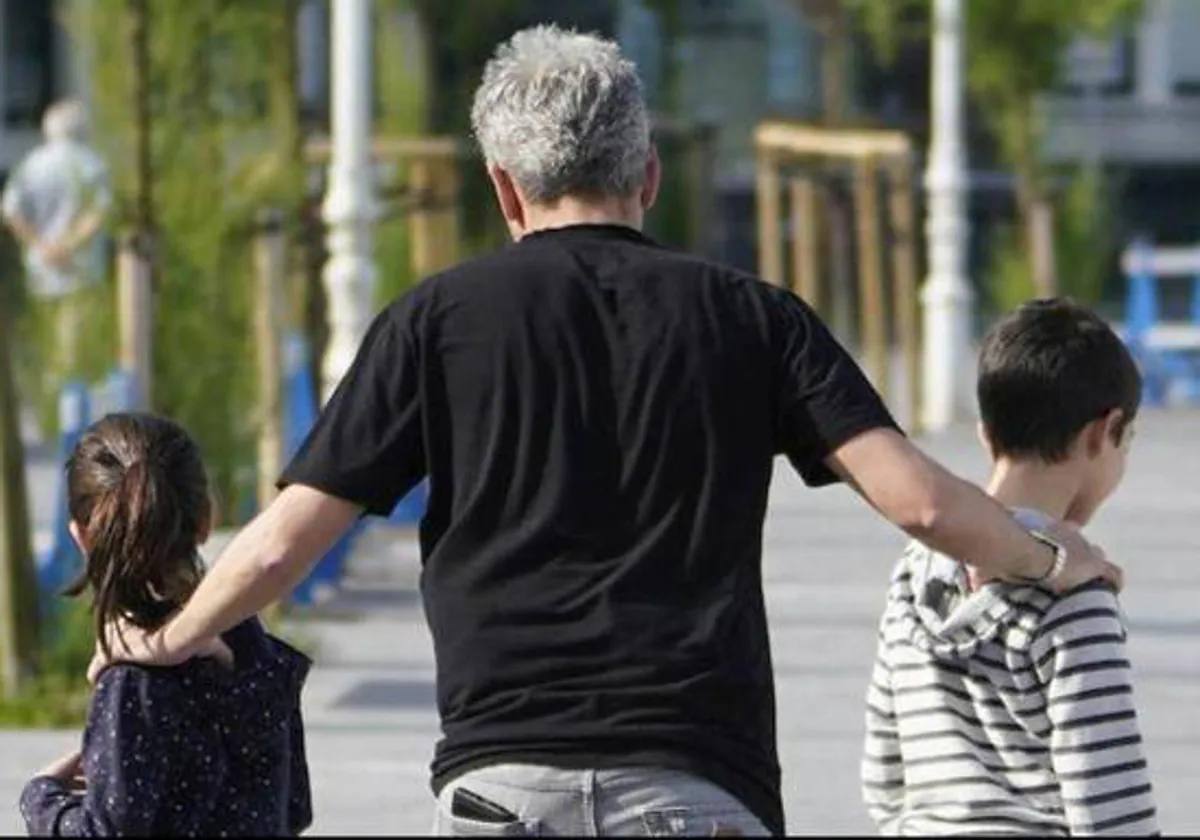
top-left (921, 0), bottom-right (973, 431)
top-left (322, 0), bottom-right (378, 402)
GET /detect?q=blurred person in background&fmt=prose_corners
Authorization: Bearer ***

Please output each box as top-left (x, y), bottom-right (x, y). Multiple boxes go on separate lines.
top-left (2, 99), bottom-right (111, 435)
top-left (88, 25), bottom-right (1121, 837)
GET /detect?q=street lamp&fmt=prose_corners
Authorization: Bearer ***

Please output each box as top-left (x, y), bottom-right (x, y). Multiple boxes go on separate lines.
top-left (921, 0), bottom-right (973, 430)
top-left (321, 0), bottom-right (378, 402)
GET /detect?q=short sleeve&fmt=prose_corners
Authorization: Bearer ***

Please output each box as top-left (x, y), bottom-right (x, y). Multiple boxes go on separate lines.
top-left (773, 290), bottom-right (900, 486)
top-left (279, 296), bottom-right (426, 516)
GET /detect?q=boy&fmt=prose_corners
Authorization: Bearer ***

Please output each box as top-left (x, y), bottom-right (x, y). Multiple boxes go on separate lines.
top-left (862, 299), bottom-right (1159, 836)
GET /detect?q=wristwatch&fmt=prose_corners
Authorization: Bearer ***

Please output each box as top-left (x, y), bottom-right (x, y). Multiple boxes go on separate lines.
top-left (1019, 529), bottom-right (1068, 585)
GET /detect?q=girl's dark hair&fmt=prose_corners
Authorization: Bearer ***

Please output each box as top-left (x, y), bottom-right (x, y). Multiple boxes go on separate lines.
top-left (64, 413), bottom-right (211, 658)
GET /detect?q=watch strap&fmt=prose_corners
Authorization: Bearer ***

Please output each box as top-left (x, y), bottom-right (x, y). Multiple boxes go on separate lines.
top-left (1019, 529), bottom-right (1067, 584)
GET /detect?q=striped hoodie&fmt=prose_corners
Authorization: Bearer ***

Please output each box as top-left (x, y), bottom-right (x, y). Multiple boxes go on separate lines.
top-left (862, 509), bottom-right (1159, 836)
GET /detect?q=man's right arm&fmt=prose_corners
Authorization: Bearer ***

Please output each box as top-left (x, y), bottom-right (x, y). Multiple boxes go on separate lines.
top-left (163, 484), bottom-right (360, 659)
top-left (824, 427), bottom-right (1122, 594)
top-left (89, 485), bottom-right (360, 677)
top-left (90, 303), bottom-right (423, 676)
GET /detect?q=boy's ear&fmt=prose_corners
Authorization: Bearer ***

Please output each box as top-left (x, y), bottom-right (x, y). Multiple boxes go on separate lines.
top-left (1102, 407), bottom-right (1127, 448)
top-left (975, 421), bottom-right (995, 460)
top-left (1082, 411), bottom-right (1117, 458)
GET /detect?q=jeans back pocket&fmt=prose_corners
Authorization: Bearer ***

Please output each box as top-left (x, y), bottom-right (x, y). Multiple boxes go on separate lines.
top-left (641, 806), bottom-right (761, 837)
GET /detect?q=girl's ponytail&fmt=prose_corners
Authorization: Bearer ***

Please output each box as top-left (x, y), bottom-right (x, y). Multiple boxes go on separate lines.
top-left (63, 414), bottom-right (210, 657)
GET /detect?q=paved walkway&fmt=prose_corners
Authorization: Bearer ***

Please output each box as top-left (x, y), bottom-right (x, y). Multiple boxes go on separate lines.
top-left (2, 410), bottom-right (1198, 834)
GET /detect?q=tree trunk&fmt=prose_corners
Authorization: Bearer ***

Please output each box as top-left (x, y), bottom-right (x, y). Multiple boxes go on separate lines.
top-left (1015, 169), bottom-right (1058, 299)
top-left (128, 0), bottom-right (154, 242)
top-left (0, 300), bottom-right (39, 698)
top-left (819, 8), bottom-right (851, 124)
top-left (1028, 196), bottom-right (1057, 298)
top-left (266, 0), bottom-right (309, 328)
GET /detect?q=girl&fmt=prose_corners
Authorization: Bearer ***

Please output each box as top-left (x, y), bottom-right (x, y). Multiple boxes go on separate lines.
top-left (20, 413), bottom-right (312, 836)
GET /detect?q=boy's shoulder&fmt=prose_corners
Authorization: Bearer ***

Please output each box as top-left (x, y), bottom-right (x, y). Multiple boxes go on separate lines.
top-left (1031, 579), bottom-right (1124, 643)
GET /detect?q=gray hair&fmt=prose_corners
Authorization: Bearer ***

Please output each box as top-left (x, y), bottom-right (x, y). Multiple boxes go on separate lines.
top-left (470, 25), bottom-right (651, 204)
top-left (42, 99), bottom-right (89, 142)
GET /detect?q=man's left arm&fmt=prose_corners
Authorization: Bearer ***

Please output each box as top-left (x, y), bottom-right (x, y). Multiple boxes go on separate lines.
top-left (770, 289), bottom-right (1119, 593)
top-left (825, 427), bottom-right (1121, 595)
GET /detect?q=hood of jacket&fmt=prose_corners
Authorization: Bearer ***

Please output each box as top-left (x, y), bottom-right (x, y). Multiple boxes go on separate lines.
top-left (888, 508), bottom-right (1053, 660)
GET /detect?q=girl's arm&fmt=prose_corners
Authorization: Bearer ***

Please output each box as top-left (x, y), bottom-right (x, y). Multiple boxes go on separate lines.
top-left (1033, 583), bottom-right (1160, 836)
top-left (21, 667), bottom-right (177, 836)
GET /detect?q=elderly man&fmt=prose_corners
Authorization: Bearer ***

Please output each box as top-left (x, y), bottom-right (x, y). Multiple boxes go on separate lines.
top-left (94, 26), bottom-right (1117, 836)
top-left (2, 99), bottom-right (110, 421)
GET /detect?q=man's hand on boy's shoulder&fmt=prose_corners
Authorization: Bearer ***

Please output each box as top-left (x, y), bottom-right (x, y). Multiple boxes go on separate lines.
top-left (1037, 520), bottom-right (1124, 595)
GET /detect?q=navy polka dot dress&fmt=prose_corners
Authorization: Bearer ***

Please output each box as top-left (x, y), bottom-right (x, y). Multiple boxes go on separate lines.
top-left (20, 618), bottom-right (312, 836)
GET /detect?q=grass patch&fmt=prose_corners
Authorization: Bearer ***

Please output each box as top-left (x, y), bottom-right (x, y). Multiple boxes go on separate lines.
top-left (0, 600), bottom-right (94, 728)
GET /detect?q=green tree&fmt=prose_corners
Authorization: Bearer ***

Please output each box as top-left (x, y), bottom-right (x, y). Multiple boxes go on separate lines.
top-left (794, 0), bottom-right (855, 122)
top-left (850, 0), bottom-right (1141, 306)
top-left (0, 297), bottom-right (38, 698)
top-left (373, 0), bottom-right (431, 306)
top-left (62, 0), bottom-right (309, 521)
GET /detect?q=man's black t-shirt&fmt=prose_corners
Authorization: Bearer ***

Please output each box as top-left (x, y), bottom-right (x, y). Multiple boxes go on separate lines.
top-left (280, 224), bottom-right (898, 833)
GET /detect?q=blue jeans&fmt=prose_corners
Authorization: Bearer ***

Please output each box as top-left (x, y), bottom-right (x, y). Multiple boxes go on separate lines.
top-left (432, 764), bottom-right (770, 836)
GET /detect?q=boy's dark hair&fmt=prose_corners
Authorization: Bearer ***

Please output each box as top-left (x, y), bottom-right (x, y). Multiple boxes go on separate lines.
top-left (978, 298), bottom-right (1142, 462)
top-left (63, 413), bottom-right (210, 658)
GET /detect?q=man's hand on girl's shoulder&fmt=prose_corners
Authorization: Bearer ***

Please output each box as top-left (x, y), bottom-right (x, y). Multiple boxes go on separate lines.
top-left (86, 620), bottom-right (233, 685)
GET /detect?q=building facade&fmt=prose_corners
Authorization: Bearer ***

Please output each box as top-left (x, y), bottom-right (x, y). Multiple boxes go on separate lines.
top-left (1043, 0), bottom-right (1200, 247)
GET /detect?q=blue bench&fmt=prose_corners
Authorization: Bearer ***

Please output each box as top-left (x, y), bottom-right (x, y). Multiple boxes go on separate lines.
top-left (1120, 241), bottom-right (1200, 405)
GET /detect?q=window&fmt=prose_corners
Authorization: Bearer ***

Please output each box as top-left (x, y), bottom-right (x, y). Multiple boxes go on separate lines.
top-left (1058, 35), bottom-right (1134, 97)
top-left (1169, 0), bottom-right (1200, 95)
top-left (3, 0), bottom-right (58, 126)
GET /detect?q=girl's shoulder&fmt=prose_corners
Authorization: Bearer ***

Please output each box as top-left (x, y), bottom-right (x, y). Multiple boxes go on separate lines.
top-left (219, 617), bottom-right (312, 682)
top-left (90, 617), bottom-right (311, 715)
top-left (87, 660), bottom-right (203, 739)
